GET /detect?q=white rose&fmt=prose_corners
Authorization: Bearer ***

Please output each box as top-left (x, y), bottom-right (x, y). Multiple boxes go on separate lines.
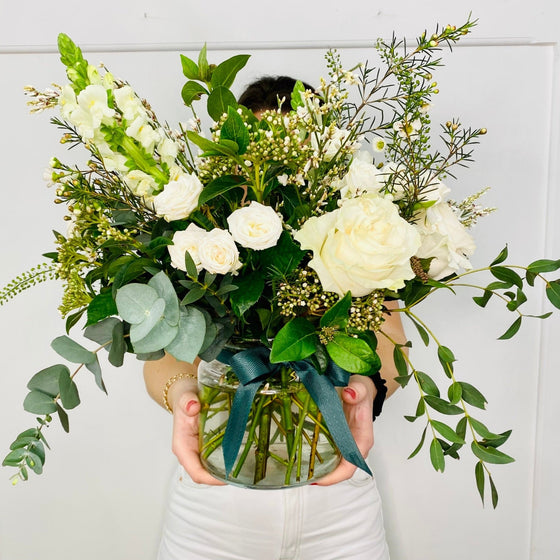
top-left (198, 229), bottom-right (242, 275)
top-left (415, 202), bottom-right (476, 279)
top-left (168, 224), bottom-right (206, 272)
top-left (294, 194), bottom-right (421, 296)
top-left (333, 151), bottom-right (383, 199)
top-left (227, 201), bottom-right (283, 250)
top-left (153, 173), bottom-right (203, 222)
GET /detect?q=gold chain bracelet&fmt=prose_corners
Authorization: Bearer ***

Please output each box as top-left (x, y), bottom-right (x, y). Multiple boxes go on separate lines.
top-left (163, 372), bottom-right (198, 413)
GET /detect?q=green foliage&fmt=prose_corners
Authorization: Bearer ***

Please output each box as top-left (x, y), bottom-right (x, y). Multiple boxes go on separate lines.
top-left (0, 263), bottom-right (57, 307)
top-left (270, 318), bottom-right (317, 363)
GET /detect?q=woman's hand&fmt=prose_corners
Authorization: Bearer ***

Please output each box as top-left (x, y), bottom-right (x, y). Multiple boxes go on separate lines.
top-left (312, 374), bottom-right (375, 486)
top-left (168, 380), bottom-right (226, 486)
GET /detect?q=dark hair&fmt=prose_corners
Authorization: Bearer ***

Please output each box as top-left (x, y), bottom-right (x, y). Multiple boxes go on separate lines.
top-left (238, 75), bottom-right (315, 113)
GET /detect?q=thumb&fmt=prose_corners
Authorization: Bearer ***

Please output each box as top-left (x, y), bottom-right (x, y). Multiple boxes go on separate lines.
top-left (342, 381), bottom-right (369, 404)
top-left (175, 390), bottom-right (200, 417)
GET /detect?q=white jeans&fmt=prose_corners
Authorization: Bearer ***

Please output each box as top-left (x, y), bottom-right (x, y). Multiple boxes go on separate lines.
top-left (158, 464), bottom-right (390, 560)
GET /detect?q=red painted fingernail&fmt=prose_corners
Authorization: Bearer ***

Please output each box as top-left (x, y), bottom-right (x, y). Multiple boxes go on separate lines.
top-left (186, 400), bottom-right (197, 412)
top-left (310, 483), bottom-right (319, 486)
top-left (344, 387), bottom-right (357, 399)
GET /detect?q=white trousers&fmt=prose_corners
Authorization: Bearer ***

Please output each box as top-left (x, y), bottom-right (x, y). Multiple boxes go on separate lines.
top-left (158, 464), bottom-right (390, 560)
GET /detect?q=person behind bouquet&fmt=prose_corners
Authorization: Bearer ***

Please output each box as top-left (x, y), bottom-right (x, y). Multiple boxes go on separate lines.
top-left (143, 76), bottom-right (406, 560)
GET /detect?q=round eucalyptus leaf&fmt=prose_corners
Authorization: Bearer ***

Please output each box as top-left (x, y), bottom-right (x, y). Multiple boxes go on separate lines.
top-left (129, 298), bottom-right (166, 343)
top-left (148, 271), bottom-right (180, 326)
top-left (132, 318), bottom-right (178, 354)
top-left (165, 307), bottom-right (206, 364)
top-left (115, 283), bottom-right (160, 324)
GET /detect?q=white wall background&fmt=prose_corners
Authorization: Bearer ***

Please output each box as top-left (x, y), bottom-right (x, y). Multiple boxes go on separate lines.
top-left (1, 1), bottom-right (559, 559)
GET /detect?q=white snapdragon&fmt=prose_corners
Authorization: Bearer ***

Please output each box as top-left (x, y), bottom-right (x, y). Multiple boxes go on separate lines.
top-left (125, 170), bottom-right (159, 199)
top-left (311, 125), bottom-right (353, 161)
top-left (77, 84), bottom-right (115, 129)
top-left (153, 173), bottom-right (203, 222)
top-left (168, 224), bottom-right (206, 272)
top-left (126, 116), bottom-right (160, 152)
top-left (414, 202), bottom-right (476, 279)
top-left (294, 194), bottom-right (420, 296)
top-left (333, 151), bottom-right (383, 199)
top-left (227, 201), bottom-right (283, 250)
top-left (198, 229), bottom-right (242, 275)
top-left (114, 85), bottom-right (147, 122)
top-left (157, 136), bottom-right (179, 166)
top-left (58, 84), bottom-right (78, 120)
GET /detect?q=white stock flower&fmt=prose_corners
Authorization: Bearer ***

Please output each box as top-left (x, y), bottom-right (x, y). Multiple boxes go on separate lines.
top-left (157, 136), bottom-right (179, 166)
top-left (126, 116), bottom-right (160, 152)
top-left (153, 173), bottom-right (203, 222)
top-left (294, 194), bottom-right (421, 296)
top-left (168, 224), bottom-right (206, 272)
top-left (198, 229), bottom-right (242, 275)
top-left (414, 202), bottom-right (476, 279)
top-left (227, 201), bottom-right (283, 250)
top-left (333, 151), bottom-right (383, 199)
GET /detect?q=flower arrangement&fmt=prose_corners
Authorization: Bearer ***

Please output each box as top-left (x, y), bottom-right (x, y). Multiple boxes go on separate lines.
top-left (3, 17), bottom-right (560, 503)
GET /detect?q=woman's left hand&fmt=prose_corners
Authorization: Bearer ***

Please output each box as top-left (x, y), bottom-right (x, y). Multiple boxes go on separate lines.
top-left (312, 374), bottom-right (375, 486)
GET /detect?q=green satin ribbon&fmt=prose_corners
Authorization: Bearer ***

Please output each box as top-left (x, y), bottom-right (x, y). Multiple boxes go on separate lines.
top-left (217, 347), bottom-right (372, 479)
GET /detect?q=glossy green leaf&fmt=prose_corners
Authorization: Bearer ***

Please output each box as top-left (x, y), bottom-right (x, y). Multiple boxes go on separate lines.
top-left (290, 80), bottom-right (306, 110)
top-left (417, 371), bottom-right (440, 397)
top-left (207, 86), bottom-right (237, 121)
top-left (430, 438), bottom-right (445, 472)
top-left (489, 475), bottom-right (499, 508)
top-left (437, 345), bottom-right (455, 377)
top-left (431, 419), bottom-right (465, 444)
top-left (424, 396), bottom-right (463, 415)
top-left (527, 259), bottom-right (560, 273)
top-left (498, 316), bottom-right (522, 340)
top-left (409, 317), bottom-right (430, 346)
top-left (456, 417), bottom-right (468, 440)
top-left (326, 333), bottom-right (380, 374)
top-left (475, 461), bottom-right (485, 505)
top-left (186, 130), bottom-right (238, 157)
top-left (392, 346), bottom-right (408, 377)
top-left (51, 336), bottom-right (95, 364)
top-left (471, 442), bottom-right (515, 464)
top-left (320, 291), bottom-right (352, 328)
top-left (198, 174), bottom-right (245, 206)
top-left (220, 107), bottom-right (250, 154)
top-left (490, 266), bottom-right (523, 289)
top-left (546, 280), bottom-right (560, 309)
top-left (229, 271), bottom-right (265, 317)
top-left (181, 81), bottom-right (208, 105)
top-left (459, 382), bottom-right (487, 409)
top-left (180, 55), bottom-right (199, 80)
top-left (181, 285), bottom-right (206, 305)
top-left (469, 418), bottom-right (499, 440)
top-left (197, 44), bottom-right (209, 80)
top-left (270, 318), bottom-right (317, 363)
top-left (407, 426), bottom-right (427, 459)
top-left (211, 54), bottom-right (250, 88)
top-left (482, 430), bottom-right (512, 448)
top-left (473, 289), bottom-right (493, 308)
top-left (85, 291), bottom-right (118, 326)
top-left (490, 245), bottom-right (508, 266)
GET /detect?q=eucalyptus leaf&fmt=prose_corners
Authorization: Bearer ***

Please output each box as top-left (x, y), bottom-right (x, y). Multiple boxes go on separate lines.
top-left (115, 283), bottom-right (160, 324)
top-left (58, 369), bottom-right (80, 409)
top-left (23, 391), bottom-right (57, 414)
top-left (165, 306), bottom-right (206, 363)
top-left (132, 316), bottom-right (178, 354)
top-left (108, 320), bottom-right (126, 367)
top-left (57, 404), bottom-right (70, 433)
top-left (51, 336), bottom-right (95, 364)
top-left (85, 356), bottom-right (106, 393)
top-left (84, 317), bottom-right (121, 347)
top-left (25, 451), bottom-right (43, 475)
top-left (129, 298), bottom-right (166, 343)
top-left (27, 365), bottom-right (68, 396)
top-left (148, 271), bottom-right (180, 326)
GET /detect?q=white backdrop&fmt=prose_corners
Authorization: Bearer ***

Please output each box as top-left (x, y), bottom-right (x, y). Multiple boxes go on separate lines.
top-left (1, 1), bottom-right (559, 559)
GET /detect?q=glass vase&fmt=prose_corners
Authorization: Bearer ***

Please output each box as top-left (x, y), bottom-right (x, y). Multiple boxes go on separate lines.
top-left (198, 356), bottom-right (341, 489)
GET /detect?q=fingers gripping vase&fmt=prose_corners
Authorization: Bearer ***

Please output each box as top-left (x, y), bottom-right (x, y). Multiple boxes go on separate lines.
top-left (198, 356), bottom-right (341, 488)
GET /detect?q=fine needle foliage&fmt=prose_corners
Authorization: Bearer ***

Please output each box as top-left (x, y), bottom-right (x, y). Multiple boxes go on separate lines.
top-left (3, 17), bottom-right (560, 506)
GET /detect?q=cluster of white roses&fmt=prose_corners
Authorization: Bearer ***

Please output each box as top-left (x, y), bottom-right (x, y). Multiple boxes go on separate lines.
top-left (168, 201), bottom-right (283, 275)
top-left (296, 150), bottom-right (476, 296)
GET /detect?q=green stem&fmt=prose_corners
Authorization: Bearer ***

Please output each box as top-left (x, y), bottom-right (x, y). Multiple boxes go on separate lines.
top-left (285, 391), bottom-right (311, 485)
top-left (254, 399), bottom-right (272, 484)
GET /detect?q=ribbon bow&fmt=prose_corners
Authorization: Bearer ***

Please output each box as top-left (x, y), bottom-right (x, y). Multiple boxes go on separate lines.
top-left (217, 347), bottom-right (372, 479)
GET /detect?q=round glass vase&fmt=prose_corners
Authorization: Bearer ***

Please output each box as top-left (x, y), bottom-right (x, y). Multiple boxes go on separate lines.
top-left (198, 356), bottom-right (341, 489)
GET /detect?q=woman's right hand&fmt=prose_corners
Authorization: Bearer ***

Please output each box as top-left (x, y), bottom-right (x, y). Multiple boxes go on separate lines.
top-left (168, 381), bottom-right (226, 486)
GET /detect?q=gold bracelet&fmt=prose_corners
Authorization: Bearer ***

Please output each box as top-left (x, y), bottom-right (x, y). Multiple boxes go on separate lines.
top-left (163, 372), bottom-right (197, 413)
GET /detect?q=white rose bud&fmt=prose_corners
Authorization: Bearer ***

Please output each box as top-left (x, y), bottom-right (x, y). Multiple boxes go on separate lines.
top-left (294, 194), bottom-right (421, 296)
top-left (198, 229), bottom-right (242, 275)
top-left (227, 201), bottom-right (283, 251)
top-left (415, 202), bottom-right (476, 279)
top-left (332, 151), bottom-right (383, 199)
top-left (153, 173), bottom-right (203, 222)
top-left (168, 224), bottom-right (206, 272)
